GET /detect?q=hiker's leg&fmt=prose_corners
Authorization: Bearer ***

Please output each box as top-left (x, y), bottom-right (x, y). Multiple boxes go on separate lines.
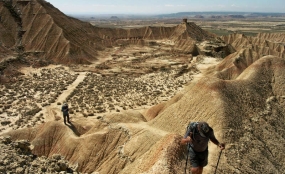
top-left (189, 147), bottom-right (200, 174)
top-left (67, 113), bottom-right (70, 123)
top-left (190, 148), bottom-right (208, 174)
top-left (63, 114), bottom-right (66, 124)
top-left (189, 148), bottom-right (200, 174)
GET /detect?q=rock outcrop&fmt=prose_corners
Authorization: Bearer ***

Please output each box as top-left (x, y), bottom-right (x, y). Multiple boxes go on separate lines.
top-left (0, 136), bottom-right (77, 173)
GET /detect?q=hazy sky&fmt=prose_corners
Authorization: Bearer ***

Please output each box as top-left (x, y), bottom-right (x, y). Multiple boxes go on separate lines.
top-left (46, 0), bottom-right (285, 15)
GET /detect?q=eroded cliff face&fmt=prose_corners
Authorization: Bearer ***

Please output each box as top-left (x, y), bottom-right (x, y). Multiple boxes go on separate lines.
top-left (222, 33), bottom-right (285, 59)
top-left (208, 33), bottom-right (285, 80)
top-left (0, 0), bottom-right (217, 66)
top-left (2, 1), bottom-right (283, 68)
top-left (0, 1), bottom-right (17, 48)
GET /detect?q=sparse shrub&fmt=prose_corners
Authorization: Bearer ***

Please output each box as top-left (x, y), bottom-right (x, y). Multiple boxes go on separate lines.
top-left (48, 99), bottom-right (55, 103)
top-left (1, 120), bottom-right (11, 126)
top-left (160, 66), bottom-right (169, 72)
top-left (88, 113), bottom-right (94, 116)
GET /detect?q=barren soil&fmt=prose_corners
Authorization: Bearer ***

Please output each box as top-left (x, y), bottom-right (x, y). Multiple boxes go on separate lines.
top-left (0, 1), bottom-right (284, 174)
top-left (0, 43), bottom-right (219, 134)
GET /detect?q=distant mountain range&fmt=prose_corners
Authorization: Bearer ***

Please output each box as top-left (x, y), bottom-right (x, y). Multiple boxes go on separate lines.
top-left (156, 12), bottom-right (285, 18)
top-left (70, 12), bottom-right (285, 19)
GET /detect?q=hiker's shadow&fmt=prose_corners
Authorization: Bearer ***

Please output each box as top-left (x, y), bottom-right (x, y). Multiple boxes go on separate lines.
top-left (66, 122), bottom-right (81, 137)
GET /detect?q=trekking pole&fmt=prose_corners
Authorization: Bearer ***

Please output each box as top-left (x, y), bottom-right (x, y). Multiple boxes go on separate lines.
top-left (185, 143), bottom-right (190, 174)
top-left (214, 150), bottom-right (222, 174)
top-left (185, 132), bottom-right (193, 174)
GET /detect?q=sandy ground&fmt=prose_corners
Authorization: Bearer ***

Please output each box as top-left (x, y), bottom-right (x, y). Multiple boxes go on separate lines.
top-left (191, 56), bottom-right (220, 83)
top-left (0, 54), bottom-right (221, 135)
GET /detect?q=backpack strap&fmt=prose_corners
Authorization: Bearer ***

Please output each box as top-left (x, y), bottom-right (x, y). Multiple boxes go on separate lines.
top-left (186, 122), bottom-right (198, 132)
top-left (186, 122), bottom-right (199, 140)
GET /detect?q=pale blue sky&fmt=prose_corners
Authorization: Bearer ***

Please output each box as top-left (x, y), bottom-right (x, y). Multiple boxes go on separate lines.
top-left (46, 0), bottom-right (285, 14)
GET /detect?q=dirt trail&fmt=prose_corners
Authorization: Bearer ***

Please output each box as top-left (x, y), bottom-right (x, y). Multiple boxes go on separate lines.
top-left (120, 122), bottom-right (169, 137)
top-left (192, 56), bottom-right (220, 83)
top-left (41, 72), bottom-right (87, 122)
top-left (61, 56), bottom-right (221, 138)
top-left (56, 72), bottom-right (87, 104)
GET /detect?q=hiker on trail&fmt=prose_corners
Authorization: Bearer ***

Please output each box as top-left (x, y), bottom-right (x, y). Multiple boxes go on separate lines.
top-left (181, 121), bottom-right (225, 174)
top-left (61, 103), bottom-right (70, 125)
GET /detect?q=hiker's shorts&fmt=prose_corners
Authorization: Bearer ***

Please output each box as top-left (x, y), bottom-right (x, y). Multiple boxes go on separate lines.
top-left (188, 147), bottom-right (208, 167)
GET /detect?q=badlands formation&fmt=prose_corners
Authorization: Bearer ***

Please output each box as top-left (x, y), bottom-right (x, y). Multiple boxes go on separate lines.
top-left (0, 0), bottom-right (285, 174)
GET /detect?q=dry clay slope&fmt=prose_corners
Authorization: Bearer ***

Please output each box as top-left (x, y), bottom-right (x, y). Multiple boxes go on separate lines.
top-left (3, 30), bottom-right (285, 174)
top-left (2, 43), bottom-right (285, 173)
top-left (200, 33), bottom-right (285, 80)
top-left (4, 56), bottom-right (285, 173)
top-left (0, 0), bottom-right (215, 65)
top-left (4, 109), bottom-right (186, 174)
top-left (148, 55), bottom-right (285, 173)
top-left (3, 1), bottom-right (285, 174)
top-left (145, 32), bottom-right (285, 173)
top-left (221, 33), bottom-right (285, 59)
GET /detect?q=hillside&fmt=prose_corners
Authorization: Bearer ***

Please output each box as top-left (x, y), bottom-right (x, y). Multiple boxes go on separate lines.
top-left (0, 0), bottom-right (218, 83)
top-left (0, 0), bottom-right (213, 65)
top-left (0, 0), bottom-right (285, 174)
top-left (2, 55), bottom-right (285, 173)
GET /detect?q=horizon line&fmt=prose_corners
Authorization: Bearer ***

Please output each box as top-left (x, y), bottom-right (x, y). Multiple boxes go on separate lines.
top-left (65, 11), bottom-right (285, 16)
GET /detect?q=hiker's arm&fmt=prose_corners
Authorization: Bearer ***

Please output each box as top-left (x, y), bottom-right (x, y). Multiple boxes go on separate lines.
top-left (181, 137), bottom-right (191, 145)
top-left (209, 130), bottom-right (225, 150)
top-left (181, 129), bottom-right (193, 145)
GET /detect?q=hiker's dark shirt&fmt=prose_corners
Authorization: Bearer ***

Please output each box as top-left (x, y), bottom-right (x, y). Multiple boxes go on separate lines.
top-left (61, 105), bottom-right (69, 116)
top-left (184, 124), bottom-right (217, 152)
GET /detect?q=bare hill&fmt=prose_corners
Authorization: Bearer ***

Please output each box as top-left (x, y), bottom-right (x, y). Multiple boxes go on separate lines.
top-left (148, 55), bottom-right (285, 173)
top-left (0, 0), bottom-right (221, 83)
top-left (0, 0), bottom-right (285, 174)
top-left (221, 33), bottom-right (285, 59)
top-left (0, 0), bottom-right (213, 66)
top-left (3, 55), bottom-right (285, 173)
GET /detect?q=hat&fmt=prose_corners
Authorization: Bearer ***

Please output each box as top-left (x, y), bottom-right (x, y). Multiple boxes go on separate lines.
top-left (199, 122), bottom-right (209, 137)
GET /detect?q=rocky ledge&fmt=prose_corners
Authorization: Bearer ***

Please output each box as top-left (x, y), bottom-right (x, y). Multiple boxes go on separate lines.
top-left (0, 136), bottom-right (79, 174)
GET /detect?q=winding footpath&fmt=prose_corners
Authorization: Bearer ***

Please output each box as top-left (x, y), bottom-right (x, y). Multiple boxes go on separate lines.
top-left (43, 72), bottom-right (87, 122)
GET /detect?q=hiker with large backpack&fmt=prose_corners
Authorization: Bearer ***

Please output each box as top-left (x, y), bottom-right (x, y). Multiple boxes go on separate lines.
top-left (181, 122), bottom-right (225, 174)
